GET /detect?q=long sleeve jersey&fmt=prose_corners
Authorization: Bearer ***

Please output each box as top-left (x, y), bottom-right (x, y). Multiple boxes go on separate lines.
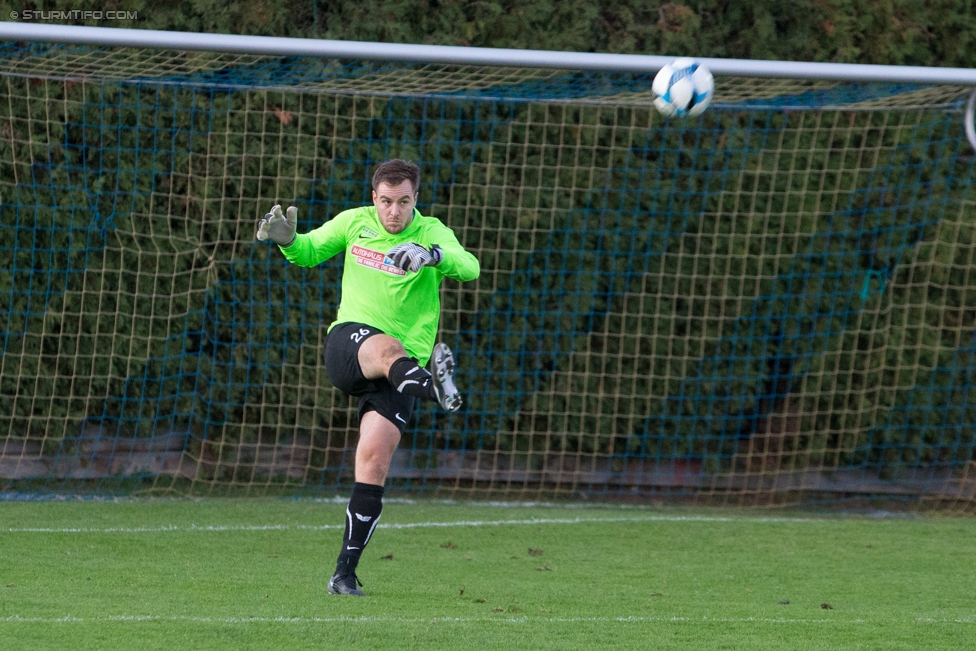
top-left (279, 205), bottom-right (480, 365)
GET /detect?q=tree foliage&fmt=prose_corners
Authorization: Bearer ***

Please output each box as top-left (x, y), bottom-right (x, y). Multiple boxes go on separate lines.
top-left (4, 0), bottom-right (976, 66)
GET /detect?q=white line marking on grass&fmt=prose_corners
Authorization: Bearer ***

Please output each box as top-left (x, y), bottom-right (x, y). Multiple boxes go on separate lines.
top-left (2, 614), bottom-right (974, 625)
top-left (4, 524), bottom-right (317, 533)
top-left (3, 514), bottom-right (844, 534)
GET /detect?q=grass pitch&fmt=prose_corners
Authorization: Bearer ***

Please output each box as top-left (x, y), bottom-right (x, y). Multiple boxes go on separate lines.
top-left (1, 498), bottom-right (973, 650)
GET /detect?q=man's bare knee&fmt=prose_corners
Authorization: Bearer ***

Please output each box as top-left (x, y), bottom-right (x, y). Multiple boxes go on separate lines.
top-left (357, 445), bottom-right (387, 469)
top-left (359, 335), bottom-right (407, 379)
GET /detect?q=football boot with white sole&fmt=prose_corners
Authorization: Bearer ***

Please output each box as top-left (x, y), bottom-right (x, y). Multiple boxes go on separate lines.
top-left (430, 343), bottom-right (462, 412)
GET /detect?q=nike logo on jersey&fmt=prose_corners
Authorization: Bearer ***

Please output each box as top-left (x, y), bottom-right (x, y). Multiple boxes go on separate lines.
top-left (395, 413), bottom-right (407, 424)
top-left (355, 513), bottom-right (373, 522)
top-left (359, 226), bottom-right (379, 239)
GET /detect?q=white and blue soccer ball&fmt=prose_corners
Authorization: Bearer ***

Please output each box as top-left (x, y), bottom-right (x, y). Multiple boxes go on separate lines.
top-left (652, 58), bottom-right (714, 117)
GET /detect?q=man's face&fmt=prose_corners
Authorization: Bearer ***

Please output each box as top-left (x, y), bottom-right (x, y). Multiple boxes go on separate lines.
top-left (372, 180), bottom-right (417, 234)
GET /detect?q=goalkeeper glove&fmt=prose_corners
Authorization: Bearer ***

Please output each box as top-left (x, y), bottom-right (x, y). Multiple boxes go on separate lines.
top-left (386, 242), bottom-right (443, 273)
top-left (256, 204), bottom-right (297, 247)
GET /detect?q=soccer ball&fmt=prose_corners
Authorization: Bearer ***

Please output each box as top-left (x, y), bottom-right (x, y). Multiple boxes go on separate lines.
top-left (652, 58), bottom-right (714, 118)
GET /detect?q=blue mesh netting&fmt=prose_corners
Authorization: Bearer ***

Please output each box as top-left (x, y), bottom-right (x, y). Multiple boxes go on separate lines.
top-left (0, 44), bottom-right (974, 506)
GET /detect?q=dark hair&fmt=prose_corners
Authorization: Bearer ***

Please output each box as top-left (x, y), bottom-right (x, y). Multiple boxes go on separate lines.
top-left (371, 159), bottom-right (421, 194)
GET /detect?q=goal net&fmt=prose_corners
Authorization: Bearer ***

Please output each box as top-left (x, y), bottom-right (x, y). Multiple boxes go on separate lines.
top-left (1, 41), bottom-right (974, 510)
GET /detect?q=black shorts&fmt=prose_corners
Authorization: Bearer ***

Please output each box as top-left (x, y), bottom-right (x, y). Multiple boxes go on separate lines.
top-left (324, 321), bottom-right (416, 434)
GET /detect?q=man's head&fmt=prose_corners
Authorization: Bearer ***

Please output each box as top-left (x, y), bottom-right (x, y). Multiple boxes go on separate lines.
top-left (372, 159), bottom-right (421, 234)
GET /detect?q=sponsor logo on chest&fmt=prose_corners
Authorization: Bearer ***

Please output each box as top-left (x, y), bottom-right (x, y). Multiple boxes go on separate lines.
top-left (350, 244), bottom-right (406, 276)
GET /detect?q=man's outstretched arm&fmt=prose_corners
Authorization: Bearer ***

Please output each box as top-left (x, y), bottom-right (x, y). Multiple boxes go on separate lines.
top-left (257, 204), bottom-right (348, 268)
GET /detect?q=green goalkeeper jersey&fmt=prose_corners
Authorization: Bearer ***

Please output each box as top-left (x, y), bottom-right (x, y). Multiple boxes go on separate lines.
top-left (279, 206), bottom-right (480, 365)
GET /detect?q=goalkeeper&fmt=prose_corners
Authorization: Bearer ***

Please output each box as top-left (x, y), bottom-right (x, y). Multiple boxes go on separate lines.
top-left (257, 159), bottom-right (480, 597)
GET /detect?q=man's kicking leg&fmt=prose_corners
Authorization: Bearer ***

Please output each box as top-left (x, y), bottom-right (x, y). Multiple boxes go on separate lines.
top-left (359, 334), bottom-right (462, 411)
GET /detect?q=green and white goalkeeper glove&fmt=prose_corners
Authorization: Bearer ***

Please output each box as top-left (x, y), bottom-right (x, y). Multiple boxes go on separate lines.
top-left (256, 204), bottom-right (297, 247)
top-left (387, 242), bottom-right (443, 273)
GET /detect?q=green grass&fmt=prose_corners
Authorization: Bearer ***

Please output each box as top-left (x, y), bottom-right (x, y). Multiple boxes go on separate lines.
top-left (0, 499), bottom-right (973, 650)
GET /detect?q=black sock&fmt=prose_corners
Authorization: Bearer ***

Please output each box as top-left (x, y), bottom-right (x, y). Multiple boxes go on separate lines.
top-left (388, 356), bottom-right (437, 401)
top-left (335, 482), bottom-right (385, 575)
